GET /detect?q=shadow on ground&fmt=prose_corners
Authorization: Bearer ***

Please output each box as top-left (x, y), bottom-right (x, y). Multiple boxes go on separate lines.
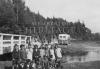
top-left (0, 52), bottom-right (12, 61)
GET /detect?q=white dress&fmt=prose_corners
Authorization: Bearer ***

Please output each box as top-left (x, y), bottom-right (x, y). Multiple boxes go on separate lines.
top-left (27, 48), bottom-right (33, 60)
top-left (56, 48), bottom-right (62, 58)
top-left (40, 49), bottom-right (45, 58)
top-left (50, 49), bottom-right (55, 60)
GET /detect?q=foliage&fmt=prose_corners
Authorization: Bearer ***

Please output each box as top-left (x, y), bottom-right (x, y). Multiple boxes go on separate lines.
top-left (0, 0), bottom-right (99, 41)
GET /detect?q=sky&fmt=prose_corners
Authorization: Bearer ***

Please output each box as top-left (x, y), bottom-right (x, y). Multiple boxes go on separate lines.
top-left (25, 0), bottom-right (100, 33)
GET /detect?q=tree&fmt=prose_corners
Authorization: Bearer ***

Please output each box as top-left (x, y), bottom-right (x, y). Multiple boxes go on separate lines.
top-left (0, 0), bottom-right (97, 40)
top-left (0, 0), bottom-right (17, 33)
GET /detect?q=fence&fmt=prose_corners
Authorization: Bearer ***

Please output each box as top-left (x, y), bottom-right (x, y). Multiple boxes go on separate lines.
top-left (0, 33), bottom-right (31, 54)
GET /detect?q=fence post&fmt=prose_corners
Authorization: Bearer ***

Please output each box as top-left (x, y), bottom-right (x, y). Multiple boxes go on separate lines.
top-left (0, 35), bottom-right (3, 54)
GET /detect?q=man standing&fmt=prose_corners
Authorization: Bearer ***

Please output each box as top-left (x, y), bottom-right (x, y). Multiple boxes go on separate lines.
top-left (19, 44), bottom-right (27, 61)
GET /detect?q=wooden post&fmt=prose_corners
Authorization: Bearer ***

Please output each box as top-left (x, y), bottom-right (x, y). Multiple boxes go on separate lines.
top-left (0, 35), bottom-right (3, 54)
top-left (11, 35), bottom-right (14, 52)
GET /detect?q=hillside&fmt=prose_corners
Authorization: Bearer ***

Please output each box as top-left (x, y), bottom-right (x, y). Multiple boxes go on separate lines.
top-left (0, 0), bottom-right (100, 41)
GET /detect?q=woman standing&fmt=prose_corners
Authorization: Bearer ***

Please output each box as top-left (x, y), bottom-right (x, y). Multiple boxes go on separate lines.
top-left (40, 46), bottom-right (45, 59)
top-left (12, 44), bottom-right (20, 69)
top-left (32, 45), bottom-right (40, 63)
top-left (26, 44), bottom-right (33, 61)
top-left (49, 45), bottom-right (56, 61)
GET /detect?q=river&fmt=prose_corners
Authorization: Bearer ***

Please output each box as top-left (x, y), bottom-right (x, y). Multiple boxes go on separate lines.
top-left (65, 47), bottom-right (100, 63)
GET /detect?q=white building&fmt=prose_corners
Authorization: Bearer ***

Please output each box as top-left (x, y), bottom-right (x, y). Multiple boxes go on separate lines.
top-left (58, 34), bottom-right (70, 45)
top-left (50, 38), bottom-right (58, 44)
top-left (0, 33), bottom-right (31, 54)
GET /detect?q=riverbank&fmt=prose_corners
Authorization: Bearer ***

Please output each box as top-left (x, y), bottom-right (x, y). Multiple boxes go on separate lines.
top-left (61, 40), bottom-right (100, 56)
top-left (61, 46), bottom-right (88, 56)
top-left (62, 61), bottom-right (100, 69)
top-left (71, 40), bottom-right (100, 47)
top-left (61, 40), bottom-right (89, 56)
top-left (0, 40), bottom-right (100, 69)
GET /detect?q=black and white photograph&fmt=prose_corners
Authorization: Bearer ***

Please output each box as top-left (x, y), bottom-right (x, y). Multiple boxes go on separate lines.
top-left (0, 0), bottom-right (100, 69)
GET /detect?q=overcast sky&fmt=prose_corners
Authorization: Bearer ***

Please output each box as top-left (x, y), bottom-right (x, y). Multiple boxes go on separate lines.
top-left (25, 0), bottom-right (100, 33)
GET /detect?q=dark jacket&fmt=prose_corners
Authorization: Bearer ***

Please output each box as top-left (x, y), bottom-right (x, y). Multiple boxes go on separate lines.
top-left (32, 48), bottom-right (40, 59)
top-left (19, 49), bottom-right (27, 60)
top-left (12, 50), bottom-right (20, 59)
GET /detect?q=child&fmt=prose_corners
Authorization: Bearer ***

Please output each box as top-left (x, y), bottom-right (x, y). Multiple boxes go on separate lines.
top-left (30, 60), bottom-right (36, 69)
top-left (37, 61), bottom-right (42, 69)
top-left (42, 56), bottom-right (49, 69)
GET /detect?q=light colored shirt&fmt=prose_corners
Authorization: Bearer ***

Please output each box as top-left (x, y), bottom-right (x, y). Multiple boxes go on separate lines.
top-left (26, 48), bottom-right (33, 60)
top-left (50, 49), bottom-right (55, 60)
top-left (40, 49), bottom-right (45, 58)
top-left (56, 48), bottom-right (62, 58)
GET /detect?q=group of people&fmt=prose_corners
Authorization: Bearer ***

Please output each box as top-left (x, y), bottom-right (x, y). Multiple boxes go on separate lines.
top-left (12, 43), bottom-right (63, 69)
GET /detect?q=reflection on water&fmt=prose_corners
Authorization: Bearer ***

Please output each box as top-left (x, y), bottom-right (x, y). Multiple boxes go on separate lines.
top-left (66, 48), bottom-right (100, 63)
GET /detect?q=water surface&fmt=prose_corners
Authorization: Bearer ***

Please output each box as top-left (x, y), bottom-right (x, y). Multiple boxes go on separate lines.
top-left (66, 47), bottom-right (100, 63)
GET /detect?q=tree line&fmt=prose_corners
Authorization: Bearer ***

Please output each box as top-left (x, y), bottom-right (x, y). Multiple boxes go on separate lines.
top-left (0, 0), bottom-right (100, 41)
